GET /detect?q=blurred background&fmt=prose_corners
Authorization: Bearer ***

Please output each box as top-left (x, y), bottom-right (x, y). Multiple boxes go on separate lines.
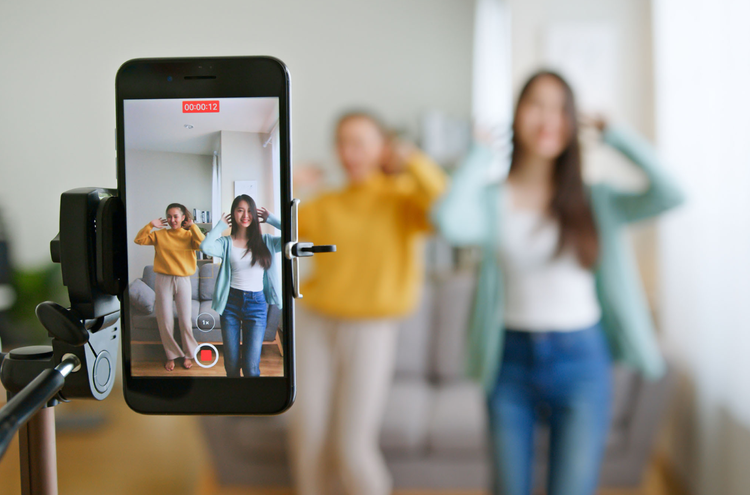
top-left (1, 0), bottom-right (748, 494)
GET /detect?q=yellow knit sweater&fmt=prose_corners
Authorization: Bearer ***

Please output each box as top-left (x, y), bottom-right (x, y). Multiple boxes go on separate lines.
top-left (299, 151), bottom-right (447, 318)
top-left (134, 223), bottom-right (205, 277)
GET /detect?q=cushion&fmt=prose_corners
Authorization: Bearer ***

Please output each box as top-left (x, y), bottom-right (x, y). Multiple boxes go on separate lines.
top-left (431, 272), bottom-right (476, 381)
top-left (190, 272), bottom-right (200, 300)
top-left (141, 265), bottom-right (156, 290)
top-left (394, 283), bottom-right (435, 378)
top-left (189, 299), bottom-right (200, 328)
top-left (196, 300), bottom-right (223, 342)
top-left (427, 381), bottom-right (487, 457)
top-left (381, 379), bottom-right (434, 456)
top-left (129, 279), bottom-right (155, 314)
top-left (199, 262), bottom-right (220, 301)
top-left (198, 300), bottom-right (221, 329)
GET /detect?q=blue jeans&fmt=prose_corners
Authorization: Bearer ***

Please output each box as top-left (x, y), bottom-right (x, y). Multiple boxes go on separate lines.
top-left (487, 323), bottom-right (612, 495)
top-left (220, 288), bottom-right (267, 377)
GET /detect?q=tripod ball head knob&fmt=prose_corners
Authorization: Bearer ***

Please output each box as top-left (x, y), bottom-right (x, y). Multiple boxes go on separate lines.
top-left (35, 302), bottom-right (88, 346)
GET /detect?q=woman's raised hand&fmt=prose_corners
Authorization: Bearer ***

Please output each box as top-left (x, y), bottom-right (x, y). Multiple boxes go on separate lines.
top-left (382, 136), bottom-right (416, 174)
top-left (182, 216), bottom-right (194, 229)
top-left (579, 114), bottom-right (608, 133)
top-left (150, 218), bottom-right (167, 229)
top-left (257, 207), bottom-right (269, 223)
top-left (222, 212), bottom-right (232, 227)
top-left (472, 123), bottom-right (513, 156)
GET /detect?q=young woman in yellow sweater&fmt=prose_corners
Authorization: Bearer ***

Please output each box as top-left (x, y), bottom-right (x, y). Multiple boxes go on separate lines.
top-left (134, 203), bottom-right (205, 371)
top-left (288, 112), bottom-right (447, 495)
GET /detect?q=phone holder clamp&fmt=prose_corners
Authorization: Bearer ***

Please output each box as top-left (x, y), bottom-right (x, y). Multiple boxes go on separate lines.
top-left (284, 198), bottom-right (336, 298)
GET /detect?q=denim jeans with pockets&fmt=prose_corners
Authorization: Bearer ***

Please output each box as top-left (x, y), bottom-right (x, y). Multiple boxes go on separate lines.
top-left (487, 323), bottom-right (612, 495)
top-left (220, 288), bottom-right (267, 377)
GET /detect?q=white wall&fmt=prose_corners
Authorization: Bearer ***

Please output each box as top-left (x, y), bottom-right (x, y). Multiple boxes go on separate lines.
top-left (125, 149), bottom-right (212, 282)
top-left (654, 1), bottom-right (750, 493)
top-left (508, 0), bottom-right (653, 136)
top-left (219, 130), bottom-right (276, 234)
top-left (0, 0), bottom-right (473, 268)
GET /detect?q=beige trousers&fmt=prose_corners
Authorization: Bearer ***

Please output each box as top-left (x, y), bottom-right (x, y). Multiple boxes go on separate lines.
top-left (288, 305), bottom-right (400, 495)
top-left (154, 273), bottom-right (198, 361)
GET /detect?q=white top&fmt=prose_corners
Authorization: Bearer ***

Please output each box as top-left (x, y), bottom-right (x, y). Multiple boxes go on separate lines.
top-left (229, 244), bottom-right (265, 292)
top-left (498, 192), bottom-right (601, 331)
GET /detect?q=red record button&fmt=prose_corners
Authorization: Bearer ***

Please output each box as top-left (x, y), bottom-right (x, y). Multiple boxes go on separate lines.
top-left (200, 349), bottom-right (212, 362)
top-left (194, 343), bottom-right (219, 369)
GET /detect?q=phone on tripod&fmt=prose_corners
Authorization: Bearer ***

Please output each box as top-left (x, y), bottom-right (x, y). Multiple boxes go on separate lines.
top-left (116, 57), bottom-right (295, 414)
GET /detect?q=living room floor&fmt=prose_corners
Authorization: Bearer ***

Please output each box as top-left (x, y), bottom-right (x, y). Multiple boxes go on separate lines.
top-left (0, 381), bottom-right (686, 495)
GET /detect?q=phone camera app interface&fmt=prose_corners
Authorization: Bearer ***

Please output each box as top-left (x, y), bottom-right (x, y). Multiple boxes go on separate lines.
top-left (124, 97), bottom-right (283, 378)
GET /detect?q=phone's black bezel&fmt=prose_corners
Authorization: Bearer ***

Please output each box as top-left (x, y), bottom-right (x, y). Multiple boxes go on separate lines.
top-left (116, 57), bottom-right (295, 415)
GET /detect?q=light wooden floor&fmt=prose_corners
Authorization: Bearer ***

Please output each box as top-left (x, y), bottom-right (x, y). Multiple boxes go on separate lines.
top-left (0, 382), bottom-right (208, 495)
top-left (196, 457), bottom-right (688, 495)
top-left (0, 382), bottom-right (688, 495)
top-left (131, 342), bottom-right (283, 377)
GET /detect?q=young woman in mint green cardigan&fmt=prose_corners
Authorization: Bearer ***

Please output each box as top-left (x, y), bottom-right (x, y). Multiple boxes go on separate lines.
top-left (200, 195), bottom-right (282, 377)
top-left (433, 71), bottom-right (683, 495)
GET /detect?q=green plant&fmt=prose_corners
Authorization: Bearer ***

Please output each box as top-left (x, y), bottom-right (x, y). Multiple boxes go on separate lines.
top-left (1, 264), bottom-right (69, 346)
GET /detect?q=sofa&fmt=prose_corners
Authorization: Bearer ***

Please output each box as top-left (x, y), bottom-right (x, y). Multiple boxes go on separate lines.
top-left (200, 270), bottom-right (674, 491)
top-left (128, 264), bottom-right (281, 348)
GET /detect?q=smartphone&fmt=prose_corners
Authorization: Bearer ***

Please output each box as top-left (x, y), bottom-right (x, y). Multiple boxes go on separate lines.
top-left (116, 57), bottom-right (294, 414)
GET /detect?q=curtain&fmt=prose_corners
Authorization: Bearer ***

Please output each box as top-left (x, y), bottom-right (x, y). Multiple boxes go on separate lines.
top-left (472, 0), bottom-right (513, 177)
top-left (271, 125), bottom-right (281, 217)
top-left (211, 152), bottom-right (222, 264)
top-left (262, 121), bottom-right (281, 217)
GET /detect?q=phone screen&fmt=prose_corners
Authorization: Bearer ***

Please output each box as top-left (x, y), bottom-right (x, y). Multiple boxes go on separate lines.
top-left (123, 96), bottom-right (285, 379)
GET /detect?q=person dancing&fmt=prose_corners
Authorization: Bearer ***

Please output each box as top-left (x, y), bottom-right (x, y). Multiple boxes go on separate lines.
top-left (434, 71), bottom-right (684, 495)
top-left (134, 203), bottom-right (204, 371)
top-left (288, 111), bottom-right (447, 495)
top-left (201, 195), bottom-right (282, 377)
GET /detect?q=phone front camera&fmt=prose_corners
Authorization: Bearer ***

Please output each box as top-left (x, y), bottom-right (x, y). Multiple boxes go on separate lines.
top-left (167, 76), bottom-right (173, 82)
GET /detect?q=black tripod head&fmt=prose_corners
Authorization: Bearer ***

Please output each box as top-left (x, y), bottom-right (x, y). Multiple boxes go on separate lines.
top-left (1, 187), bottom-right (126, 402)
top-left (0, 187), bottom-right (127, 462)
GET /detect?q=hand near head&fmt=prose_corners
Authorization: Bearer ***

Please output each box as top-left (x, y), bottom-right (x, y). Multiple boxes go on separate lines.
top-left (382, 136), bottom-right (416, 174)
top-left (182, 216), bottom-right (194, 230)
top-left (150, 218), bottom-right (168, 229)
top-left (473, 125), bottom-right (495, 147)
top-left (579, 114), bottom-right (608, 133)
top-left (221, 212), bottom-right (232, 227)
top-left (472, 123), bottom-right (512, 150)
top-left (257, 207), bottom-right (269, 223)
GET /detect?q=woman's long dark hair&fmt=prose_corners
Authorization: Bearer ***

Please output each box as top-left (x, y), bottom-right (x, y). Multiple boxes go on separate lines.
top-left (230, 194), bottom-right (272, 269)
top-left (509, 70), bottom-right (599, 268)
top-left (165, 203), bottom-right (192, 229)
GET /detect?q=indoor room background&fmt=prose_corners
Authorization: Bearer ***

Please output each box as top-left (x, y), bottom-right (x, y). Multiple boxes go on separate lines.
top-left (1, 1), bottom-right (749, 495)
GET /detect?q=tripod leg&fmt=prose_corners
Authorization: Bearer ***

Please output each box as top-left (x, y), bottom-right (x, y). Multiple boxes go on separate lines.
top-left (19, 407), bottom-right (57, 495)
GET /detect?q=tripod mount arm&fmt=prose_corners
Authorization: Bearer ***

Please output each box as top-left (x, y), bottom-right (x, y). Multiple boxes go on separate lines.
top-left (0, 354), bottom-right (80, 459)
